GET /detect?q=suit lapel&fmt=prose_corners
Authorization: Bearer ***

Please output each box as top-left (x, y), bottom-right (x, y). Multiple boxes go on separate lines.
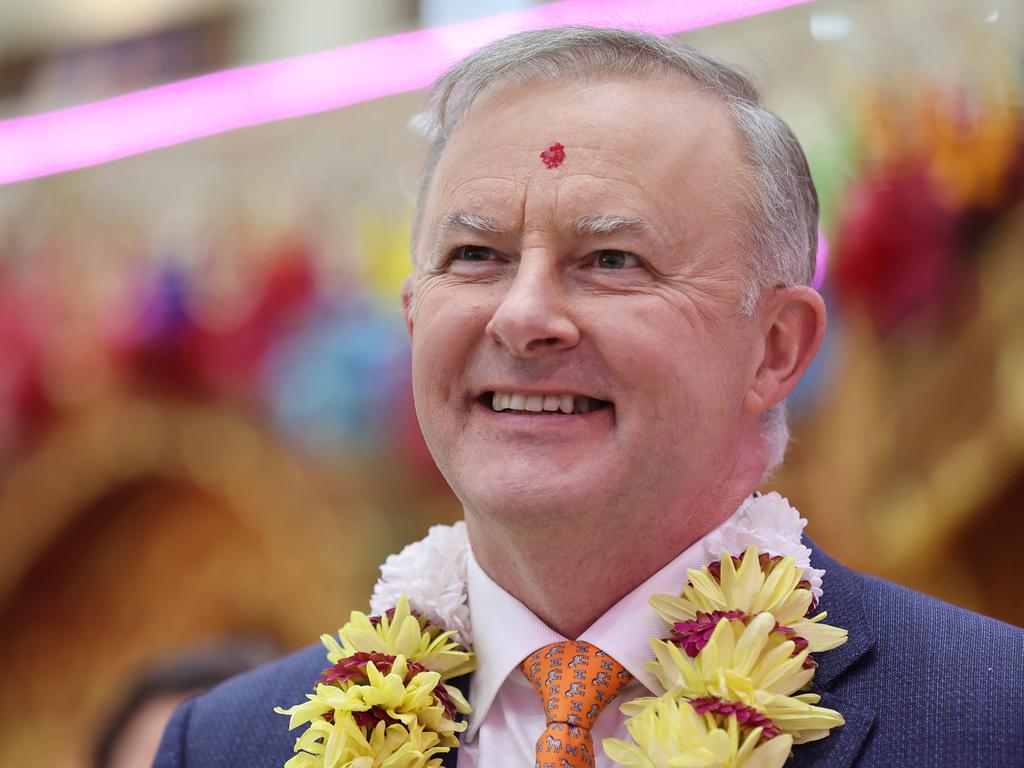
top-left (442, 672), bottom-right (473, 768)
top-left (441, 737), bottom-right (461, 768)
top-left (789, 541), bottom-right (877, 768)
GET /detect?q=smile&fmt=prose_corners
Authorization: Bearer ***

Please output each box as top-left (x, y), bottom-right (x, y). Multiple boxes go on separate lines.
top-left (485, 391), bottom-right (612, 415)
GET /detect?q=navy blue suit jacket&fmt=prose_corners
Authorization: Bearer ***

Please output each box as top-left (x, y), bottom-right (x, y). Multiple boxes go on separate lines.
top-left (153, 544), bottom-right (1024, 767)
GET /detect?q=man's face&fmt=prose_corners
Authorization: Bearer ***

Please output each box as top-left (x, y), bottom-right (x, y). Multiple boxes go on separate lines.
top-left (407, 76), bottom-right (765, 526)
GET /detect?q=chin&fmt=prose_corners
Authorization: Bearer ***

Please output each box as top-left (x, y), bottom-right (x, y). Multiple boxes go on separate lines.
top-left (452, 463), bottom-right (614, 527)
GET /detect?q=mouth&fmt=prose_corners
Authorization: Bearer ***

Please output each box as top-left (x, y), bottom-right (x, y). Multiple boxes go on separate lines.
top-left (478, 391), bottom-right (613, 415)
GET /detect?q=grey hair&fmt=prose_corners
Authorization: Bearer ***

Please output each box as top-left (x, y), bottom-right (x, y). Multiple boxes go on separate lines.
top-left (411, 27), bottom-right (819, 475)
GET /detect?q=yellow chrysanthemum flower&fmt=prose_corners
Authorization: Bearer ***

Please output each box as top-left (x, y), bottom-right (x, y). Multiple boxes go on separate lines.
top-left (277, 596), bottom-right (476, 768)
top-left (286, 714), bottom-right (449, 768)
top-left (276, 655), bottom-right (468, 767)
top-left (604, 693), bottom-right (793, 768)
top-left (323, 596), bottom-right (475, 681)
top-left (649, 546), bottom-right (847, 656)
top-left (645, 615), bottom-right (844, 744)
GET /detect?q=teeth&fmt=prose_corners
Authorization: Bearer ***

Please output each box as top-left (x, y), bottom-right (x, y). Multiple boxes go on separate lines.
top-left (489, 391), bottom-right (603, 414)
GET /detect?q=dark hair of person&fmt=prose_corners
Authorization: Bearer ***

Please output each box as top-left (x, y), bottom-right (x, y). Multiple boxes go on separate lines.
top-left (93, 638), bottom-right (280, 768)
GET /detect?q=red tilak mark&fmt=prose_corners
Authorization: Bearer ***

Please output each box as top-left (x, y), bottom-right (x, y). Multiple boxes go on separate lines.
top-left (540, 142), bottom-right (565, 169)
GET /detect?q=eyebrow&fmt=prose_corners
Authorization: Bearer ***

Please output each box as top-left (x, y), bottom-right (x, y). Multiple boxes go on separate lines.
top-left (435, 212), bottom-right (505, 244)
top-left (572, 215), bottom-right (651, 237)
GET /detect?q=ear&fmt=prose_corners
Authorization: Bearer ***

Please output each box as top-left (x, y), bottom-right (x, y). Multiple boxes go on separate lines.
top-left (743, 285), bottom-right (826, 414)
top-left (401, 276), bottom-right (415, 338)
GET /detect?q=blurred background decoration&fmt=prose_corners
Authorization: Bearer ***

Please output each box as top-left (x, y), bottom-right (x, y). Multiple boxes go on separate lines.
top-left (0, 1), bottom-right (1021, 766)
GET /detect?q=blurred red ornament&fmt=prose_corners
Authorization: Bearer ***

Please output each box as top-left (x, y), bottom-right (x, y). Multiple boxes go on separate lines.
top-left (832, 161), bottom-right (966, 335)
top-left (192, 238), bottom-right (317, 400)
top-left (0, 275), bottom-right (56, 451)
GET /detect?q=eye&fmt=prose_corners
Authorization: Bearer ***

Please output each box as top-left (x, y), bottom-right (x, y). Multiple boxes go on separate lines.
top-left (450, 245), bottom-right (497, 263)
top-left (592, 250), bottom-right (640, 269)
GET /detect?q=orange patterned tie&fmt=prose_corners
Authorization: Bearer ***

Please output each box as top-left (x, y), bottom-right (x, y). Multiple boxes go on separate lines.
top-left (520, 641), bottom-right (633, 768)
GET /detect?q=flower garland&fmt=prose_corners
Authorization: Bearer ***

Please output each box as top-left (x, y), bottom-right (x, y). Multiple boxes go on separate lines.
top-left (274, 597), bottom-right (475, 767)
top-left (277, 493), bottom-right (848, 768)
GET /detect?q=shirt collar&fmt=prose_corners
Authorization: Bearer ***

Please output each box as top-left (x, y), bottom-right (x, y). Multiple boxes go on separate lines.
top-left (464, 532), bottom-right (713, 740)
top-left (465, 547), bottom-right (564, 740)
top-left (578, 533), bottom-right (709, 693)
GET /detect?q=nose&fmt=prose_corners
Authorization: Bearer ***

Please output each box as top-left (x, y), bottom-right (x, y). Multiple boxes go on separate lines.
top-left (485, 258), bottom-right (580, 357)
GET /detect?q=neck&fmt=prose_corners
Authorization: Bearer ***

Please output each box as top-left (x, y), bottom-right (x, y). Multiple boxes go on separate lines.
top-left (465, 479), bottom-right (757, 639)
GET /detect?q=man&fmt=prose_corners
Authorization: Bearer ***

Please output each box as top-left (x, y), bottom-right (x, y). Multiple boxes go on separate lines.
top-left (154, 27), bottom-right (1023, 768)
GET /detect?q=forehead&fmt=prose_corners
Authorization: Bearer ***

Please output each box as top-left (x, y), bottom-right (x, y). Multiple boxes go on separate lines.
top-left (419, 75), bottom-right (748, 247)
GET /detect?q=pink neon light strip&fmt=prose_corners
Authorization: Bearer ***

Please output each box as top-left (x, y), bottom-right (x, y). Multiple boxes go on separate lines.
top-left (814, 231), bottom-right (829, 289)
top-left (0, 0), bottom-right (811, 187)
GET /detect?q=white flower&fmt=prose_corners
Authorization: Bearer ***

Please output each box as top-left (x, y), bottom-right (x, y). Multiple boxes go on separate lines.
top-left (703, 492), bottom-right (824, 599)
top-left (370, 522), bottom-right (473, 646)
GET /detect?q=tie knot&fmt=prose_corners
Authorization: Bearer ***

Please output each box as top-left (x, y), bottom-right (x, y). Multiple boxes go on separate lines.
top-left (519, 641), bottom-right (632, 729)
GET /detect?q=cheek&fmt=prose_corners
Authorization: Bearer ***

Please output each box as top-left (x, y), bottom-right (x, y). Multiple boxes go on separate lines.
top-left (590, 300), bottom-right (744, 412)
top-left (410, 285), bottom-right (494, 393)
